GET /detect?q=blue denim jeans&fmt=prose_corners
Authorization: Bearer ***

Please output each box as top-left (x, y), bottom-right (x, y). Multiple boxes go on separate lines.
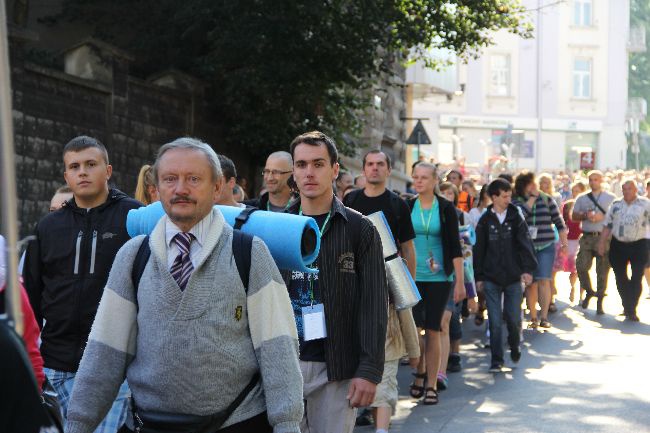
top-left (45, 367), bottom-right (130, 433)
top-left (484, 281), bottom-right (523, 366)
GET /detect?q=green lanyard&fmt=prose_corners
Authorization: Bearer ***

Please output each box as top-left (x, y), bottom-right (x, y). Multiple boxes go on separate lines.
top-left (418, 199), bottom-right (434, 240)
top-left (521, 195), bottom-right (537, 226)
top-left (299, 208), bottom-right (331, 302)
top-left (267, 199), bottom-right (292, 211)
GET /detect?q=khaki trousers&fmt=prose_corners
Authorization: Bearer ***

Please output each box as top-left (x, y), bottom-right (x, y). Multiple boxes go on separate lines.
top-left (300, 361), bottom-right (356, 433)
top-left (576, 234), bottom-right (611, 297)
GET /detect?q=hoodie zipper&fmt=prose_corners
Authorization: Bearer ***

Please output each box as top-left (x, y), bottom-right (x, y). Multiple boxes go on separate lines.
top-left (90, 230), bottom-right (98, 274)
top-left (74, 230), bottom-right (83, 274)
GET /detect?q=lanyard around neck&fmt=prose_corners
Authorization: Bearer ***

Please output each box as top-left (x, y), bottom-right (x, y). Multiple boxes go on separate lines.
top-left (299, 207), bottom-right (331, 302)
top-left (268, 199), bottom-right (292, 211)
top-left (419, 198), bottom-right (434, 240)
top-left (299, 208), bottom-right (331, 237)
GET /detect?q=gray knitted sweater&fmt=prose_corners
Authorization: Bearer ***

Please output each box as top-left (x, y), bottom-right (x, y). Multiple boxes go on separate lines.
top-left (65, 208), bottom-right (303, 433)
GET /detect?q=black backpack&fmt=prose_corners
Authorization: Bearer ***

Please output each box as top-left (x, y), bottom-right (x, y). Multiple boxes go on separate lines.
top-left (131, 229), bottom-right (253, 301)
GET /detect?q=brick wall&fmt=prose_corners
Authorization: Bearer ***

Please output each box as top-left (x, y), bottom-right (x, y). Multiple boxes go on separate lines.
top-left (9, 37), bottom-right (249, 237)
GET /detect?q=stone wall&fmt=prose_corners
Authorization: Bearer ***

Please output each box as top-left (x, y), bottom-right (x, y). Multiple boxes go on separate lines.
top-left (9, 35), bottom-right (248, 236)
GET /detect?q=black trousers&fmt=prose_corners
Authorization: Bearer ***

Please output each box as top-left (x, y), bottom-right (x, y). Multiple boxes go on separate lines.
top-left (117, 411), bottom-right (272, 433)
top-left (608, 238), bottom-right (648, 315)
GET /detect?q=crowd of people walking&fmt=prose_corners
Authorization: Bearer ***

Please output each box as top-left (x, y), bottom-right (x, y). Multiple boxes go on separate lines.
top-left (1, 132), bottom-right (649, 433)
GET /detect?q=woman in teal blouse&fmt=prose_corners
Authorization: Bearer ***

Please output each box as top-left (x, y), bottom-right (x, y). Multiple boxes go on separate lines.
top-left (408, 163), bottom-right (465, 405)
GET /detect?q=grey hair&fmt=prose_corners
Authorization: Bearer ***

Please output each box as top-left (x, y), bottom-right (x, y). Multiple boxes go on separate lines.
top-left (621, 177), bottom-right (638, 189)
top-left (267, 151), bottom-right (293, 165)
top-left (152, 137), bottom-right (222, 184)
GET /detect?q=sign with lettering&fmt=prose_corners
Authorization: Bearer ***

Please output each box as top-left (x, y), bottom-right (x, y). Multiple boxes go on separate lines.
top-left (580, 152), bottom-right (595, 169)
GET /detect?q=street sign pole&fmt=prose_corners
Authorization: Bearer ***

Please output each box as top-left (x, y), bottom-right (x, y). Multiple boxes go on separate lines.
top-left (404, 118), bottom-right (431, 165)
top-left (0, 0), bottom-right (24, 336)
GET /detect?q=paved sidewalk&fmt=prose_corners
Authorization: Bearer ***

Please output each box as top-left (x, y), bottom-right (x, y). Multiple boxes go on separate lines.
top-left (355, 280), bottom-right (650, 433)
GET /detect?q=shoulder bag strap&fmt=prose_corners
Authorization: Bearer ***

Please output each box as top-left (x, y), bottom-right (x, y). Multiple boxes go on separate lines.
top-left (587, 192), bottom-right (607, 214)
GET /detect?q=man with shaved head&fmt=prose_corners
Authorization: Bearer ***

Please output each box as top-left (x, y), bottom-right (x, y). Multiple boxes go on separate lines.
top-left (572, 170), bottom-right (616, 314)
top-left (248, 151), bottom-right (296, 211)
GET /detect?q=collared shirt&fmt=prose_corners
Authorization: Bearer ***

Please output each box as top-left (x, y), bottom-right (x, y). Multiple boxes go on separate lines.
top-left (605, 196), bottom-right (650, 243)
top-left (282, 196), bottom-right (388, 384)
top-left (165, 212), bottom-right (213, 269)
top-left (573, 190), bottom-right (616, 232)
top-left (491, 207), bottom-right (508, 225)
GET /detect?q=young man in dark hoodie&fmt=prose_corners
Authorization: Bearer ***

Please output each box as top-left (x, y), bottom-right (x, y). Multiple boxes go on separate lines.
top-left (473, 178), bottom-right (537, 373)
top-left (23, 136), bottom-right (141, 431)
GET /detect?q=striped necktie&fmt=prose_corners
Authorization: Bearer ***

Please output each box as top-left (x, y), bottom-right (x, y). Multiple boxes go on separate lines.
top-left (170, 232), bottom-right (195, 291)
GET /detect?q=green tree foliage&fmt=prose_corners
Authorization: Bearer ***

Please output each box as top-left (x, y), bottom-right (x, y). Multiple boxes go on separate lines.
top-left (55, 0), bottom-right (532, 161)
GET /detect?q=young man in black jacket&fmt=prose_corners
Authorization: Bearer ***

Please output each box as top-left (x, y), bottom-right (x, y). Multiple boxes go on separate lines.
top-left (284, 131), bottom-right (388, 433)
top-left (473, 178), bottom-right (537, 373)
top-left (23, 136), bottom-right (141, 431)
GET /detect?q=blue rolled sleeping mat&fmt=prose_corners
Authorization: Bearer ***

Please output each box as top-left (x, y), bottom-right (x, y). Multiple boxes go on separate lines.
top-left (126, 202), bottom-right (320, 273)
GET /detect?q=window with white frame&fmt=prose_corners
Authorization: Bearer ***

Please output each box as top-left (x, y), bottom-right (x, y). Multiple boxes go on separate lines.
top-left (573, 58), bottom-right (592, 99)
top-left (489, 54), bottom-right (510, 96)
top-left (573, 0), bottom-right (592, 27)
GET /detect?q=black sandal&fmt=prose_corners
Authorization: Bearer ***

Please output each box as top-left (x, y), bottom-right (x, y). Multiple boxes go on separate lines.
top-left (423, 387), bottom-right (438, 405)
top-left (409, 372), bottom-right (427, 399)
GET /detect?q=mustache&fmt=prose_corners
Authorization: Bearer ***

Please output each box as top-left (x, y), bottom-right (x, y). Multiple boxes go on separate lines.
top-left (170, 196), bottom-right (197, 204)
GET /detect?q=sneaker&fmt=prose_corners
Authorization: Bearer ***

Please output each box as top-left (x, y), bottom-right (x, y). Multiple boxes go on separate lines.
top-left (436, 373), bottom-right (448, 391)
top-left (510, 346), bottom-right (521, 363)
top-left (447, 353), bottom-right (462, 373)
top-left (489, 363), bottom-right (503, 373)
top-left (539, 319), bottom-right (552, 328)
top-left (355, 408), bottom-right (374, 426)
top-left (527, 320), bottom-right (539, 329)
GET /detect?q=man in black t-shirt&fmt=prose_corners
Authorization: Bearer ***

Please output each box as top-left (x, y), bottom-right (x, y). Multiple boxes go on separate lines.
top-left (344, 150), bottom-right (416, 272)
top-left (343, 149), bottom-right (418, 431)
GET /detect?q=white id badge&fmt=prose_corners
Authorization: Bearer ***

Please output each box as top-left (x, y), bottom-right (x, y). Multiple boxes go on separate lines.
top-left (528, 226), bottom-right (538, 239)
top-left (302, 304), bottom-right (327, 341)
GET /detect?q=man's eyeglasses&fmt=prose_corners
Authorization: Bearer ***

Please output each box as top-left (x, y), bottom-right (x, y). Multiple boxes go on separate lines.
top-left (261, 169), bottom-right (292, 177)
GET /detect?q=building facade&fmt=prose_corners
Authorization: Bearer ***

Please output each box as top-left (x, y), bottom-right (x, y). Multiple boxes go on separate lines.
top-left (340, 64), bottom-right (411, 190)
top-left (406, 0), bottom-right (631, 173)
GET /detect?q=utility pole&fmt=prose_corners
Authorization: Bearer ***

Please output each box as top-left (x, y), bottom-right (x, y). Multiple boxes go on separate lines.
top-left (0, 0), bottom-right (23, 335)
top-left (535, 0), bottom-right (543, 173)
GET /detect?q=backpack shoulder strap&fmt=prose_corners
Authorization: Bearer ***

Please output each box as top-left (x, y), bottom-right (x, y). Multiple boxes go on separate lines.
top-left (131, 236), bottom-right (151, 311)
top-left (232, 229), bottom-right (253, 292)
top-left (406, 196), bottom-right (417, 211)
top-left (388, 190), bottom-right (402, 225)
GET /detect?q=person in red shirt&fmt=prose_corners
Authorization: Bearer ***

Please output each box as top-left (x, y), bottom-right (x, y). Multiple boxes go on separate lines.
top-left (562, 181), bottom-right (587, 303)
top-left (0, 235), bottom-right (45, 391)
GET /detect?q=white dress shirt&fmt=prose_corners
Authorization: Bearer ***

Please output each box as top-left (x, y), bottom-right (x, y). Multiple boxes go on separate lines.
top-left (605, 196), bottom-right (650, 243)
top-left (165, 211), bottom-right (213, 269)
